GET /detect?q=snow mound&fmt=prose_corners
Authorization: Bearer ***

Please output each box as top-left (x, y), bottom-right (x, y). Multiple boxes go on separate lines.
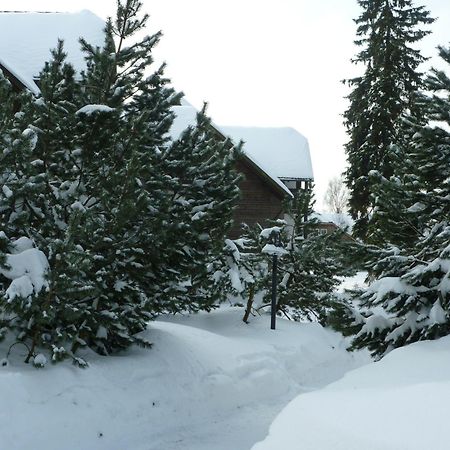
top-left (252, 336), bottom-right (450, 450)
top-left (0, 308), bottom-right (368, 450)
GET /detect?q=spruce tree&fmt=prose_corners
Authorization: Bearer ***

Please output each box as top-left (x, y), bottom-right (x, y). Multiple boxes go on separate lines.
top-left (344, 0), bottom-right (434, 238)
top-left (338, 46), bottom-right (450, 357)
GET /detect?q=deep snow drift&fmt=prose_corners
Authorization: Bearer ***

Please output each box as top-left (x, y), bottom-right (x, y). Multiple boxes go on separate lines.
top-left (252, 335), bottom-right (450, 450)
top-left (0, 308), bottom-right (368, 450)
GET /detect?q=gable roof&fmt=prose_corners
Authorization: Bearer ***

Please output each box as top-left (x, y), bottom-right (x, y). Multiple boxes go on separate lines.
top-left (170, 105), bottom-right (293, 198)
top-left (220, 126), bottom-right (313, 180)
top-left (0, 10), bottom-right (105, 94)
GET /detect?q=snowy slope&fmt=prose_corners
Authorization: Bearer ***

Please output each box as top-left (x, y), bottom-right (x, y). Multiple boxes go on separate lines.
top-left (0, 11), bottom-right (105, 94)
top-left (252, 336), bottom-right (450, 450)
top-left (0, 308), bottom-right (368, 450)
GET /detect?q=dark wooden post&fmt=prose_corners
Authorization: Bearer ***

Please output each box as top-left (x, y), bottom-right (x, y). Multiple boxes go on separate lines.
top-left (270, 252), bottom-right (278, 330)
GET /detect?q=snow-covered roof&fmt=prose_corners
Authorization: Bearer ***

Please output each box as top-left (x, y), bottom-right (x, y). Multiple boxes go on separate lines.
top-left (0, 10), bottom-right (105, 94)
top-left (220, 126), bottom-right (313, 180)
top-left (170, 105), bottom-right (293, 198)
top-left (312, 212), bottom-right (354, 230)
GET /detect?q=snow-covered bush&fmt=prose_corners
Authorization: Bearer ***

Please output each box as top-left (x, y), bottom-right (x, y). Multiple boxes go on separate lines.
top-left (270, 189), bottom-right (351, 323)
top-left (211, 189), bottom-right (350, 325)
top-left (209, 224), bottom-right (267, 322)
top-left (0, 234), bottom-right (53, 360)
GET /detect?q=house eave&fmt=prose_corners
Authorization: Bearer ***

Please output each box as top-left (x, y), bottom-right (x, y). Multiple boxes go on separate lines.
top-left (0, 59), bottom-right (39, 94)
top-left (206, 124), bottom-right (293, 199)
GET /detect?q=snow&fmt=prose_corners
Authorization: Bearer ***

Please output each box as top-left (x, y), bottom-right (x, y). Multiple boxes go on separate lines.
top-left (0, 11), bottom-right (105, 94)
top-left (252, 336), bottom-right (450, 450)
top-left (363, 276), bottom-right (422, 303)
top-left (0, 247), bottom-right (49, 297)
top-left (260, 225), bottom-right (284, 239)
top-left (169, 104), bottom-right (198, 141)
top-left (5, 275), bottom-right (35, 301)
top-left (76, 104), bottom-right (114, 115)
top-left (429, 300), bottom-right (446, 325)
top-left (33, 353), bottom-right (47, 368)
top-left (358, 313), bottom-right (392, 337)
top-left (221, 125), bottom-right (314, 180)
top-left (261, 244), bottom-right (288, 256)
top-left (407, 202), bottom-right (426, 213)
top-left (243, 148), bottom-right (294, 198)
top-left (2, 185), bottom-right (13, 198)
top-left (313, 211), bottom-right (354, 230)
top-left (0, 308), bottom-right (368, 450)
top-left (169, 105), bottom-right (294, 198)
top-left (337, 271), bottom-right (368, 292)
top-left (10, 237), bottom-right (34, 254)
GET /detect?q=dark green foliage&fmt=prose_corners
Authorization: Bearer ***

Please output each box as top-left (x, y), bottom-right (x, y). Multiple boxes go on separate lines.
top-left (344, 0), bottom-right (434, 239)
top-left (209, 223), bottom-right (267, 322)
top-left (150, 107), bottom-right (241, 314)
top-left (209, 188), bottom-right (356, 325)
top-left (336, 46), bottom-right (450, 358)
top-left (0, 0), bottom-right (239, 365)
top-left (272, 189), bottom-right (351, 323)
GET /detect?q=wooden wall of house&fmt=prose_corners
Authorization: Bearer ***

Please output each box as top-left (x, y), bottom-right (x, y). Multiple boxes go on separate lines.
top-left (312, 222), bottom-right (353, 241)
top-left (0, 64), bottom-right (26, 93)
top-left (229, 158), bottom-right (285, 238)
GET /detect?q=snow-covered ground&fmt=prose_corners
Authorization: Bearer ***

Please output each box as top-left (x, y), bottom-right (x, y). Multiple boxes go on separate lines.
top-left (0, 308), bottom-right (368, 450)
top-left (253, 335), bottom-right (450, 450)
top-left (337, 270), bottom-right (368, 292)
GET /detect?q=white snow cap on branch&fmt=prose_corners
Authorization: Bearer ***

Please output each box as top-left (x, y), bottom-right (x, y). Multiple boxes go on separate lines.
top-left (0, 239), bottom-right (49, 302)
top-left (262, 244), bottom-right (288, 257)
top-left (260, 221), bottom-right (286, 240)
top-left (2, 185), bottom-right (13, 198)
top-left (76, 104), bottom-right (114, 116)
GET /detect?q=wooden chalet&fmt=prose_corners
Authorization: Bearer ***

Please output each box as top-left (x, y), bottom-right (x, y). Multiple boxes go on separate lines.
top-left (221, 126), bottom-right (314, 196)
top-left (170, 106), bottom-right (316, 238)
top-left (220, 126), bottom-right (314, 236)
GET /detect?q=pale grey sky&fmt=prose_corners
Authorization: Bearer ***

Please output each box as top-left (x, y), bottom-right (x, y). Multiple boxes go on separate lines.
top-left (1, 0), bottom-right (449, 207)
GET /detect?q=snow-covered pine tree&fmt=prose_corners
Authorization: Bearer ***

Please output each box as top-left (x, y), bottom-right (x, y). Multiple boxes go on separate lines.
top-left (155, 108), bottom-right (241, 313)
top-left (271, 188), bottom-right (347, 322)
top-left (59, 1), bottom-right (240, 352)
top-left (344, 0), bottom-right (434, 239)
top-left (0, 0), bottom-right (240, 365)
top-left (209, 223), bottom-right (267, 323)
top-left (341, 46), bottom-right (450, 357)
top-left (0, 42), bottom-right (97, 365)
top-left (68, 4), bottom-right (181, 355)
top-left (365, 140), bottom-right (428, 248)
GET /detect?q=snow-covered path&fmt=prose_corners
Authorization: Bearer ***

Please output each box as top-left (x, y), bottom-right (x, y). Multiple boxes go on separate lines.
top-left (0, 308), bottom-right (370, 450)
top-left (147, 310), bottom-right (369, 450)
top-left (253, 335), bottom-right (450, 450)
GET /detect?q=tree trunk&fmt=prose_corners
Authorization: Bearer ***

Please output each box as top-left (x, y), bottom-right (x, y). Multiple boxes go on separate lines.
top-left (242, 285), bottom-right (255, 324)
